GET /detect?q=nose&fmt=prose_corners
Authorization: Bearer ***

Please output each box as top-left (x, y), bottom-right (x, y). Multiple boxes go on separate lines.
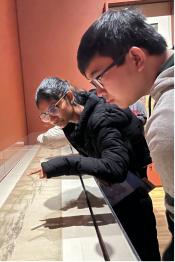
top-left (96, 86), bottom-right (106, 97)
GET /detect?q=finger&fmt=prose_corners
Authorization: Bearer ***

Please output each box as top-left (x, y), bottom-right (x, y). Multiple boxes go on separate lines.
top-left (27, 169), bottom-right (41, 176)
top-left (39, 169), bottom-right (47, 179)
top-left (39, 172), bottom-right (46, 179)
top-left (39, 174), bottom-right (44, 179)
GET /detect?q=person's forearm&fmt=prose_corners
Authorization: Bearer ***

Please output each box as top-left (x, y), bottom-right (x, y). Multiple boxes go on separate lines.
top-left (41, 154), bottom-right (128, 183)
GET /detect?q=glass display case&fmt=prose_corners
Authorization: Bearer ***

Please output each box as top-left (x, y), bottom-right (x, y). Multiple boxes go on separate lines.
top-left (0, 140), bottom-right (139, 261)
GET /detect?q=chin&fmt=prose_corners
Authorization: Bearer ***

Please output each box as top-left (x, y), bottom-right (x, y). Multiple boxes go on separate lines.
top-left (59, 122), bottom-right (68, 129)
top-left (106, 99), bottom-right (114, 104)
top-left (112, 100), bottom-right (128, 109)
top-left (108, 99), bottom-right (118, 106)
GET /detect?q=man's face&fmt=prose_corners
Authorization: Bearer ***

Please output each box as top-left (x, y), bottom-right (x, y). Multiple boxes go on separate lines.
top-left (85, 51), bottom-right (151, 108)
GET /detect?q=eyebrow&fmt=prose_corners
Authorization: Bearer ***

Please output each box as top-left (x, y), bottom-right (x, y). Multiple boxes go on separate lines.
top-left (87, 68), bottom-right (102, 80)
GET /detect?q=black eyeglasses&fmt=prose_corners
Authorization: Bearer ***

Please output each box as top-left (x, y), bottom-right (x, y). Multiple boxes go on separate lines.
top-left (90, 61), bottom-right (116, 89)
top-left (40, 92), bottom-right (68, 123)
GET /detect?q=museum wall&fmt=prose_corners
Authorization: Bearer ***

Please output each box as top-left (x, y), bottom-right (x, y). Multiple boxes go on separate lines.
top-left (1, 0), bottom-right (172, 145)
top-left (0, 0), bottom-right (27, 150)
top-left (16, 0), bottom-right (108, 142)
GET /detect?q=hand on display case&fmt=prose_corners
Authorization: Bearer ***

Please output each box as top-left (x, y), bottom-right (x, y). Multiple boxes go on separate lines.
top-left (27, 167), bottom-right (47, 179)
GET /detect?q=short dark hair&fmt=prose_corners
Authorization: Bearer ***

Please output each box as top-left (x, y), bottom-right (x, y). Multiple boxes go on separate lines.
top-left (35, 77), bottom-right (87, 107)
top-left (77, 8), bottom-right (167, 75)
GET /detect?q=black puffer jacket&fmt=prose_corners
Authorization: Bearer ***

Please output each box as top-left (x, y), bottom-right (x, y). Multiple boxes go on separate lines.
top-left (41, 93), bottom-right (151, 183)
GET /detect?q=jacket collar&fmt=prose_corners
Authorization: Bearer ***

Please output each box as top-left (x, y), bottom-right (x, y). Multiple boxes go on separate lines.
top-left (77, 93), bottom-right (101, 132)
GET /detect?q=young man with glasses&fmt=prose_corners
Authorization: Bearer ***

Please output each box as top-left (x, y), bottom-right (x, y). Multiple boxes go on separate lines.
top-left (77, 8), bottom-right (174, 261)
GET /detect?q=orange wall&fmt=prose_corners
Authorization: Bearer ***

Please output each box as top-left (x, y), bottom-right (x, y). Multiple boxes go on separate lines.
top-left (0, 0), bottom-right (172, 147)
top-left (16, 0), bottom-right (107, 141)
top-left (16, 0), bottom-right (174, 143)
top-left (0, 0), bottom-right (27, 150)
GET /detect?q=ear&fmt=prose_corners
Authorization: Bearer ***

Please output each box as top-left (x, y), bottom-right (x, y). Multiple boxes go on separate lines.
top-left (66, 90), bottom-right (74, 104)
top-left (128, 47), bottom-right (146, 72)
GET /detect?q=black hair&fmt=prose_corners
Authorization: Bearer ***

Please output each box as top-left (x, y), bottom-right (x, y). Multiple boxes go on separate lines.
top-left (35, 77), bottom-right (87, 107)
top-left (77, 8), bottom-right (167, 75)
